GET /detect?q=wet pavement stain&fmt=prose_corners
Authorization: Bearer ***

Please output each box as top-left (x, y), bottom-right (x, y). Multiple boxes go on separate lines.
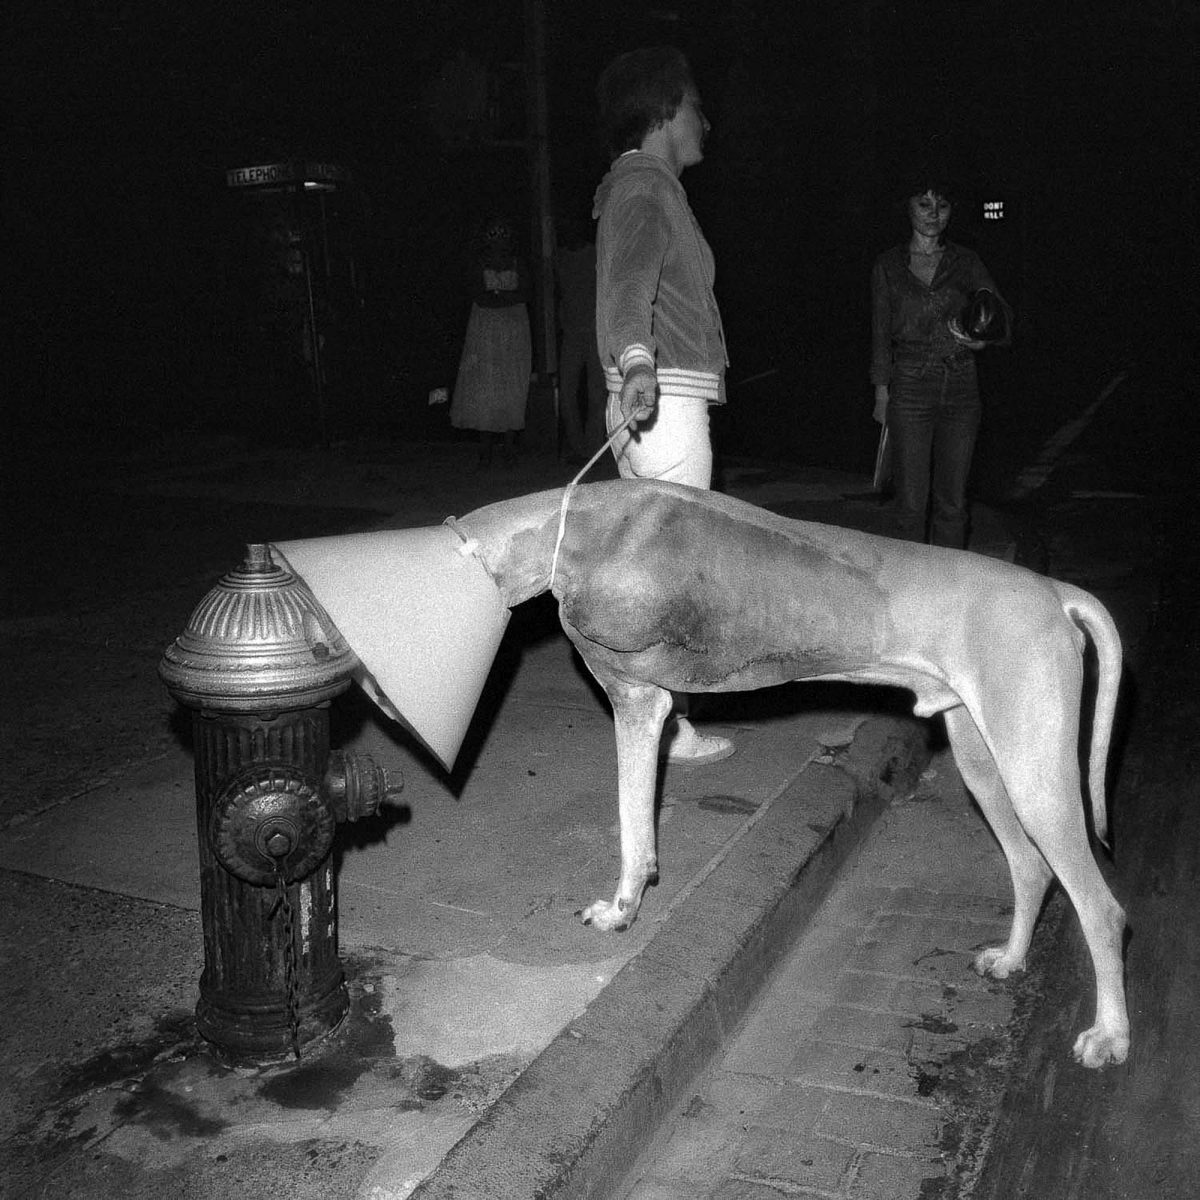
top-left (54, 1011), bottom-right (200, 1100)
top-left (17, 1134), bottom-right (384, 1200)
top-left (1, 952), bottom-right (517, 1196)
top-left (248, 958), bottom-right (516, 1118)
top-left (0, 1011), bottom-right (209, 1194)
top-left (910, 1013), bottom-right (961, 1036)
top-left (256, 959), bottom-right (403, 1110)
top-left (256, 1056), bottom-right (372, 1111)
top-left (902, 935), bottom-right (1048, 1199)
top-left (112, 1071), bottom-right (229, 1139)
top-left (696, 795), bottom-right (761, 816)
top-left (920, 1032), bottom-right (1017, 1198)
top-left (387, 1055), bottom-right (457, 1101)
top-left (2, 965), bottom-right (405, 1193)
top-left (4, 1100), bottom-right (99, 1192)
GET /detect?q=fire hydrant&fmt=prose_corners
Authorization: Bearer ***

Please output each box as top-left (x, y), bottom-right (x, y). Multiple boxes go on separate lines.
top-left (160, 543), bottom-right (402, 1060)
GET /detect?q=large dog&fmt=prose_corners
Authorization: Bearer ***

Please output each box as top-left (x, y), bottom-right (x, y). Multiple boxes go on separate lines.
top-left (452, 478), bottom-right (1129, 1068)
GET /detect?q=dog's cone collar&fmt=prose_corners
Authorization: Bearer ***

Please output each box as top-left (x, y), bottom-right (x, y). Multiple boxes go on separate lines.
top-left (273, 527), bottom-right (510, 771)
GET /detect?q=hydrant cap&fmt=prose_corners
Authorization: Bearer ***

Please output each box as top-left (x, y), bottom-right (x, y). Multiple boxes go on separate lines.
top-left (159, 545), bottom-right (358, 710)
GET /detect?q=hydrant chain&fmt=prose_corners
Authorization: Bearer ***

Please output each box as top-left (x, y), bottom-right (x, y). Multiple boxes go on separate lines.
top-left (271, 863), bottom-right (303, 1060)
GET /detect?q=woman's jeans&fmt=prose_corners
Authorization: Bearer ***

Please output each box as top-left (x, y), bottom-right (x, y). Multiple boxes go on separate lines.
top-left (887, 355), bottom-right (981, 548)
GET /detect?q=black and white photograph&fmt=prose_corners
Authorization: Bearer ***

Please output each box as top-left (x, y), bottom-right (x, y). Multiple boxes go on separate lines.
top-left (2, 2), bottom-right (1197, 1196)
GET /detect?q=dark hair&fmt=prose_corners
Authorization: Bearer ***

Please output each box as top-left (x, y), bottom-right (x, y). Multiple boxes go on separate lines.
top-left (898, 168), bottom-right (960, 208)
top-left (894, 169), bottom-right (960, 246)
top-left (597, 46), bottom-right (695, 159)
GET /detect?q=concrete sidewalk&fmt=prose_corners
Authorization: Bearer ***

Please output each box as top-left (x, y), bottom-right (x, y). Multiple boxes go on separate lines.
top-left (0, 436), bottom-right (1020, 1199)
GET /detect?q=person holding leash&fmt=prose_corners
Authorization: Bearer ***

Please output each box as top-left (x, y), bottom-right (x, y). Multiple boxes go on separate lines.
top-left (593, 45), bottom-right (733, 765)
top-left (871, 175), bottom-right (1011, 548)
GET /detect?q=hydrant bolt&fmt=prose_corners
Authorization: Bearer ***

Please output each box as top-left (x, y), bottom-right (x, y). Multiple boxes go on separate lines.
top-left (266, 832), bottom-right (293, 858)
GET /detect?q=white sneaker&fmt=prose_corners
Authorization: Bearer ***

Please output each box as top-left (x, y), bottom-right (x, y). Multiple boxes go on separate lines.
top-left (661, 716), bottom-right (736, 766)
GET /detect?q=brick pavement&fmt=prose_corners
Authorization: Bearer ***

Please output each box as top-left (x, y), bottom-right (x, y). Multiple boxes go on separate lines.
top-left (620, 746), bottom-right (1023, 1199)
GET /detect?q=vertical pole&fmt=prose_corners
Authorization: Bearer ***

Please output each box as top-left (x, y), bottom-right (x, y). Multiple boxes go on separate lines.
top-left (292, 173), bottom-right (328, 447)
top-left (842, 0), bottom-right (877, 230)
top-left (525, 0), bottom-right (558, 452)
top-left (302, 243), bottom-right (328, 448)
top-left (526, 0), bottom-right (556, 376)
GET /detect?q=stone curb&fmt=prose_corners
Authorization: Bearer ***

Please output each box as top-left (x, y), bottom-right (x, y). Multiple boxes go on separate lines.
top-left (406, 713), bottom-right (931, 1200)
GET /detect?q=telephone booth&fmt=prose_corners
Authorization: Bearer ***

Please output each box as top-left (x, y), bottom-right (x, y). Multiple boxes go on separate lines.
top-left (217, 159), bottom-right (367, 443)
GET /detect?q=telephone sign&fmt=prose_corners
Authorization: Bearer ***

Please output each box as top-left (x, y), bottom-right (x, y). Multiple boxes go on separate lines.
top-left (226, 162), bottom-right (346, 189)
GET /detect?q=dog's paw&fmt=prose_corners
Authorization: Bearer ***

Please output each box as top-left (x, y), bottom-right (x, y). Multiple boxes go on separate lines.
top-left (973, 946), bottom-right (1025, 979)
top-left (580, 898), bottom-right (632, 932)
top-left (1072, 1024), bottom-right (1130, 1068)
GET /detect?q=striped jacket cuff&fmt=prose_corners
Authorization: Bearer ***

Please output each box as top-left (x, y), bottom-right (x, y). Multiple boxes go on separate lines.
top-left (618, 344), bottom-right (655, 375)
top-left (603, 365), bottom-right (720, 404)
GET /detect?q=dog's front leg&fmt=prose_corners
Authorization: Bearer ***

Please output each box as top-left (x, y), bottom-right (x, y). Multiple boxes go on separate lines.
top-left (580, 680), bottom-right (673, 932)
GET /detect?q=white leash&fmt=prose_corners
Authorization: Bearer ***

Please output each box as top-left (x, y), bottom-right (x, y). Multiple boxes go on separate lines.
top-left (549, 408), bottom-right (643, 591)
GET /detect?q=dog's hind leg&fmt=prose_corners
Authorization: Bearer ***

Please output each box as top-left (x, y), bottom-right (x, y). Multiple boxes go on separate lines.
top-left (1007, 774), bottom-right (1128, 1066)
top-left (946, 704), bottom-right (1129, 1067)
top-left (580, 679), bottom-right (673, 932)
top-left (943, 706), bottom-right (1055, 980)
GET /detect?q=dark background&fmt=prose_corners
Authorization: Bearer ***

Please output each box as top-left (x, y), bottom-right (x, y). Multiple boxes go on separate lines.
top-left (4, 0), bottom-right (1197, 476)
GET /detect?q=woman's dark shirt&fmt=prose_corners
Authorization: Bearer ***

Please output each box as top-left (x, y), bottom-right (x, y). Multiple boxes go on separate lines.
top-left (870, 241), bottom-right (1008, 386)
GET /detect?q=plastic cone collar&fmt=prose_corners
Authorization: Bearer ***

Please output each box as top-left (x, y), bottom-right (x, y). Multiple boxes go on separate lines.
top-left (272, 526), bottom-right (510, 771)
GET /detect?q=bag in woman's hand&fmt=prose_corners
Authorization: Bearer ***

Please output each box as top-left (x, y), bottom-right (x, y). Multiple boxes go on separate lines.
top-left (959, 288), bottom-right (1009, 344)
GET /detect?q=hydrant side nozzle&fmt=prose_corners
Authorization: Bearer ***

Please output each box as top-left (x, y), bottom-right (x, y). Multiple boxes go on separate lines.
top-left (324, 751), bottom-right (404, 823)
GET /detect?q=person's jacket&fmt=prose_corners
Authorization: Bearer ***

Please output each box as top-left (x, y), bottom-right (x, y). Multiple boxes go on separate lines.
top-left (593, 151), bottom-right (728, 403)
top-left (871, 241), bottom-right (1011, 386)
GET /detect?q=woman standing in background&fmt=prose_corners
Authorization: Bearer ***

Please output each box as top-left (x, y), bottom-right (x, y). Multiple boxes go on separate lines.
top-left (451, 216), bottom-right (532, 469)
top-left (871, 176), bottom-right (1011, 548)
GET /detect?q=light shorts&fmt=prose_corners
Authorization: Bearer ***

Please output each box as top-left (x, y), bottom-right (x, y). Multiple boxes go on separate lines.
top-left (605, 390), bottom-right (713, 489)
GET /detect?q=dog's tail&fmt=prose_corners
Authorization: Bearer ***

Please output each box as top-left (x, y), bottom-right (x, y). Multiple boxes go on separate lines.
top-left (1059, 583), bottom-right (1123, 846)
